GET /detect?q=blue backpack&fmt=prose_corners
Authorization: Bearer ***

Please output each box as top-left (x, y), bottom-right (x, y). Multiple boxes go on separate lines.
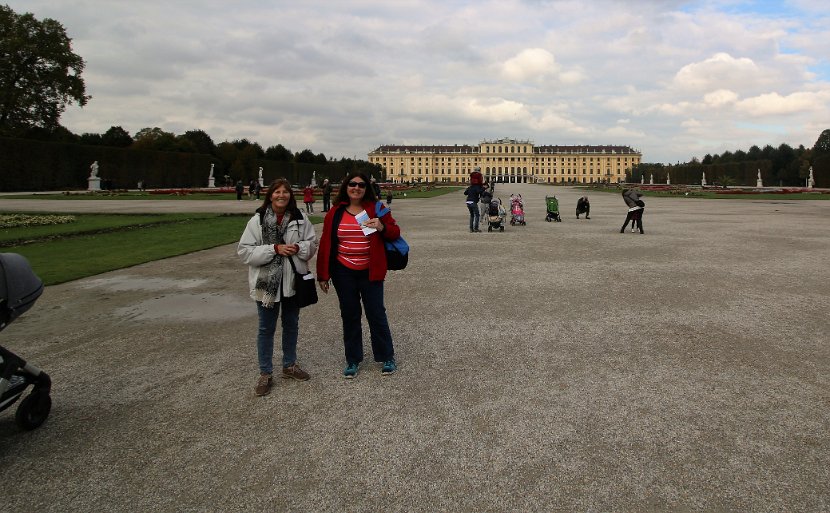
top-left (375, 201), bottom-right (409, 271)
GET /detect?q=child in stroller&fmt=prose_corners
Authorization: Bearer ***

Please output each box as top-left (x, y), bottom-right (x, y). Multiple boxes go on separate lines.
top-left (0, 253), bottom-right (52, 430)
top-left (545, 195), bottom-right (562, 222)
top-left (487, 198), bottom-right (506, 232)
top-left (510, 194), bottom-right (526, 226)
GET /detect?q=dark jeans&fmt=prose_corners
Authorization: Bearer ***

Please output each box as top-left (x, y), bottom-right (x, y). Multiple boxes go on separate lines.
top-left (331, 261), bottom-right (394, 364)
top-left (305, 201), bottom-right (314, 213)
top-left (467, 202), bottom-right (480, 231)
top-left (621, 209), bottom-right (644, 233)
top-left (256, 299), bottom-right (300, 374)
top-left (322, 195), bottom-right (331, 212)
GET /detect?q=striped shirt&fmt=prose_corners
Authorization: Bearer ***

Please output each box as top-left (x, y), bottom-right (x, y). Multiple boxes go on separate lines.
top-left (337, 212), bottom-right (370, 270)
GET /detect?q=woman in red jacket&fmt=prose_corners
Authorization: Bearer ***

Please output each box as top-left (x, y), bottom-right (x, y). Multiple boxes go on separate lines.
top-left (317, 171), bottom-right (401, 378)
top-left (302, 184), bottom-right (315, 213)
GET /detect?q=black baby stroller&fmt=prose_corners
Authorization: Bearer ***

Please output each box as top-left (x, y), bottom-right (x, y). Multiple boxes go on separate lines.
top-left (487, 198), bottom-right (506, 232)
top-left (545, 196), bottom-right (562, 222)
top-left (0, 253), bottom-right (52, 430)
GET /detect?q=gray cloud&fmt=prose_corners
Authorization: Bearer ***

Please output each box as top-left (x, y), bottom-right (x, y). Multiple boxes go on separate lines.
top-left (8, 0), bottom-right (829, 163)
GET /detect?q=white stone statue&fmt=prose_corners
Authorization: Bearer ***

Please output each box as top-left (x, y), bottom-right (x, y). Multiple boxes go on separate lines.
top-left (88, 161), bottom-right (101, 191)
top-left (701, 171), bottom-right (707, 187)
top-left (649, 173), bottom-right (654, 185)
top-left (311, 170), bottom-right (317, 187)
top-left (807, 166), bottom-right (815, 188)
top-left (258, 167), bottom-right (264, 183)
top-left (666, 172), bottom-right (671, 185)
top-left (756, 169), bottom-right (763, 188)
top-left (208, 163), bottom-right (216, 188)
top-left (209, 163), bottom-right (214, 179)
top-left (640, 175), bottom-right (644, 184)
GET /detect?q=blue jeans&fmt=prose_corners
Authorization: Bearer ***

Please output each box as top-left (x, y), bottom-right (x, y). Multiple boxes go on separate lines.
top-left (256, 299), bottom-right (300, 374)
top-left (467, 202), bottom-right (479, 231)
top-left (331, 261), bottom-right (395, 365)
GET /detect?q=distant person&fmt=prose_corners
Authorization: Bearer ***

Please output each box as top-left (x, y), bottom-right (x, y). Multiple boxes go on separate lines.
top-left (321, 178), bottom-right (332, 212)
top-left (316, 172), bottom-right (402, 378)
top-left (620, 188), bottom-right (645, 234)
top-left (303, 184), bottom-right (315, 213)
top-left (235, 180), bottom-right (244, 201)
top-left (237, 178), bottom-right (318, 396)
top-left (576, 196), bottom-right (590, 219)
top-left (370, 177), bottom-right (381, 198)
top-left (254, 181), bottom-right (262, 200)
top-left (248, 179), bottom-right (256, 200)
top-left (464, 172), bottom-right (485, 232)
top-left (480, 184), bottom-right (493, 222)
top-left (387, 190), bottom-right (393, 205)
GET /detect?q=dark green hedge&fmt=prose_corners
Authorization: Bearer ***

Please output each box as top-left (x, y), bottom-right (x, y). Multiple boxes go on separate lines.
top-left (0, 137), bottom-right (212, 191)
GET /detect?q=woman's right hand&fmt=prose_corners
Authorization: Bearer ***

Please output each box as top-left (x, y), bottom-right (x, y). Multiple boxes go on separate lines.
top-left (318, 280), bottom-right (329, 294)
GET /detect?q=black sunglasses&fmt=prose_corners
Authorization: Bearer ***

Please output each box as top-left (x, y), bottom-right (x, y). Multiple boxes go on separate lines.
top-left (347, 181), bottom-right (367, 189)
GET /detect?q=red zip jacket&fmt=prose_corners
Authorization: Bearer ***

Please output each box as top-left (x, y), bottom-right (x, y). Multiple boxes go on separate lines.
top-left (317, 201), bottom-right (401, 282)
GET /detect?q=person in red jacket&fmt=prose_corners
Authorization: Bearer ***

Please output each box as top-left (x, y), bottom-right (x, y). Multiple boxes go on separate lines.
top-left (317, 171), bottom-right (401, 378)
top-left (302, 184), bottom-right (315, 213)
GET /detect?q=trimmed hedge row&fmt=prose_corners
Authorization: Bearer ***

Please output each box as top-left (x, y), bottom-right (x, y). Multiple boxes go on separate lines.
top-left (0, 137), bottom-right (379, 192)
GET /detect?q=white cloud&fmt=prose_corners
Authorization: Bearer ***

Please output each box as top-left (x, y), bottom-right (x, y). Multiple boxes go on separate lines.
top-left (735, 90), bottom-right (830, 116)
top-left (502, 48), bottom-right (558, 82)
top-left (703, 89), bottom-right (739, 107)
top-left (673, 53), bottom-right (761, 92)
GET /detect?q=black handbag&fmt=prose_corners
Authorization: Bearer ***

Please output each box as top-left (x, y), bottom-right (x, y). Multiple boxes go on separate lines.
top-left (287, 256), bottom-right (318, 308)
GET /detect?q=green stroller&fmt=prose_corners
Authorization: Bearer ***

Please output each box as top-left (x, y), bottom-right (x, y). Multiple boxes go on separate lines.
top-left (545, 196), bottom-right (562, 222)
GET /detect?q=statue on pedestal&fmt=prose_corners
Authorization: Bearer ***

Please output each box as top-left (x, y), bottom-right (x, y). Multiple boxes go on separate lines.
top-left (88, 161), bottom-right (101, 191)
top-left (666, 172), bottom-right (670, 185)
top-left (258, 167), bottom-right (264, 184)
top-left (701, 171), bottom-right (707, 187)
top-left (807, 166), bottom-right (815, 188)
top-left (208, 163), bottom-right (216, 188)
top-left (756, 169), bottom-right (763, 188)
top-left (649, 173), bottom-right (654, 185)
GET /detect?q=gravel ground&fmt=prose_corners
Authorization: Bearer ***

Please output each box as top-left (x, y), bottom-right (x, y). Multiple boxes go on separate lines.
top-left (1, 186), bottom-right (828, 512)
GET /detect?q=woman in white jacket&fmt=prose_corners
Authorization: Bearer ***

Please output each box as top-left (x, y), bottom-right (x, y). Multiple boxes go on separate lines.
top-left (237, 178), bottom-right (318, 396)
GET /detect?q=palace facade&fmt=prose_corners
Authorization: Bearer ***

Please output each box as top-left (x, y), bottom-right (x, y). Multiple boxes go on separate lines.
top-left (368, 138), bottom-right (641, 184)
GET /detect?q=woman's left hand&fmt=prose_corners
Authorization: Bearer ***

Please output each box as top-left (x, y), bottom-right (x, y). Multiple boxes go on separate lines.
top-left (363, 217), bottom-right (384, 232)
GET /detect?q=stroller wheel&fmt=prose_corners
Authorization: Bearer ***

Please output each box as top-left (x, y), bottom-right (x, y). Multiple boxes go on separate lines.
top-left (15, 390), bottom-right (51, 430)
top-left (545, 217), bottom-right (551, 222)
top-left (488, 225), bottom-right (492, 232)
top-left (500, 226), bottom-right (504, 232)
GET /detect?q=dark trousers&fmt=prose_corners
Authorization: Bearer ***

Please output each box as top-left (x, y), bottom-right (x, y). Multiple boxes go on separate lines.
top-left (621, 209), bottom-right (644, 233)
top-left (322, 195), bottom-right (331, 212)
top-left (331, 261), bottom-right (395, 364)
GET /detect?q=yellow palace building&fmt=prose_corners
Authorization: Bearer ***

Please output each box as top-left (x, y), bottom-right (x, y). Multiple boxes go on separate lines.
top-left (368, 137), bottom-right (641, 184)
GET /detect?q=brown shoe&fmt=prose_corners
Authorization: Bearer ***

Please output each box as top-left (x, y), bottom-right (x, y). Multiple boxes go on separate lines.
top-left (282, 363), bottom-right (310, 381)
top-left (255, 373), bottom-right (273, 396)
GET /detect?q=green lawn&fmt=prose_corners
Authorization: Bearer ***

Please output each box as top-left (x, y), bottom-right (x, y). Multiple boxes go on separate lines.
top-left (3, 213), bottom-right (252, 285)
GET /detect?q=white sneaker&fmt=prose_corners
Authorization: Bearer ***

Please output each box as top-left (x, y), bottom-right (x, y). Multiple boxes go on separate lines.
top-left (631, 228), bottom-right (635, 233)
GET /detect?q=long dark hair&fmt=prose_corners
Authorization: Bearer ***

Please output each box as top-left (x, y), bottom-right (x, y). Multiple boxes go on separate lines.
top-left (256, 178), bottom-right (302, 219)
top-left (333, 171), bottom-right (378, 205)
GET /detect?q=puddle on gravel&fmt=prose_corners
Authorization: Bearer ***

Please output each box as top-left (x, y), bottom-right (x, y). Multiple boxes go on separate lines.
top-left (115, 293), bottom-right (252, 321)
top-left (80, 275), bottom-right (208, 291)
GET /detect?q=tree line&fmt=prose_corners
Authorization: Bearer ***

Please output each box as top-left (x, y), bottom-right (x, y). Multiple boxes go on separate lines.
top-left (632, 130), bottom-right (829, 188)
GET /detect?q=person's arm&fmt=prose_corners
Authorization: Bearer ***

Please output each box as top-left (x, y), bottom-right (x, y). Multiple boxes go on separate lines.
top-left (236, 216), bottom-right (276, 266)
top-left (295, 215), bottom-right (318, 261)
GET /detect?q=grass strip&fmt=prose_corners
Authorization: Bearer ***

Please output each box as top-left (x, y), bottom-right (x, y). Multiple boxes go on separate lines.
top-left (0, 213), bottom-right (217, 246)
top-left (6, 215), bottom-right (249, 286)
top-left (584, 187), bottom-right (830, 200)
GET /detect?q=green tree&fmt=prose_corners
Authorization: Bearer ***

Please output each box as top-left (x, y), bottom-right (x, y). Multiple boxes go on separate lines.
top-left (0, 5), bottom-right (89, 133)
top-left (295, 149), bottom-right (316, 163)
top-left (813, 129), bottom-right (830, 155)
top-left (265, 143), bottom-right (293, 161)
top-left (101, 126), bottom-right (132, 147)
top-left (177, 129), bottom-right (215, 155)
top-left (132, 127), bottom-right (178, 152)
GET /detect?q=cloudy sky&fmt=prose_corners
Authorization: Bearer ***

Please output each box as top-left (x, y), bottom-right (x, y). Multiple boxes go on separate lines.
top-left (8, 0), bottom-right (830, 163)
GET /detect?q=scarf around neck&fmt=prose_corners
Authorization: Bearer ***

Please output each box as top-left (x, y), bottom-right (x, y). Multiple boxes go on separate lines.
top-left (255, 206), bottom-right (292, 307)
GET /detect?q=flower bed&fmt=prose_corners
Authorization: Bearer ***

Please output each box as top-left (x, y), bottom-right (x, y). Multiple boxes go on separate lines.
top-left (0, 214), bottom-right (76, 228)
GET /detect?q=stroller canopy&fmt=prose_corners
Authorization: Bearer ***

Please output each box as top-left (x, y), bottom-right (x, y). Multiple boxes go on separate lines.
top-left (0, 253), bottom-right (44, 327)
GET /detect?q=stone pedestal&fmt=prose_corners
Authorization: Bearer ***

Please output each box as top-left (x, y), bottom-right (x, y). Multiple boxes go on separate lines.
top-left (208, 177), bottom-right (215, 188)
top-left (756, 177), bottom-right (763, 188)
top-left (88, 177), bottom-right (101, 191)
